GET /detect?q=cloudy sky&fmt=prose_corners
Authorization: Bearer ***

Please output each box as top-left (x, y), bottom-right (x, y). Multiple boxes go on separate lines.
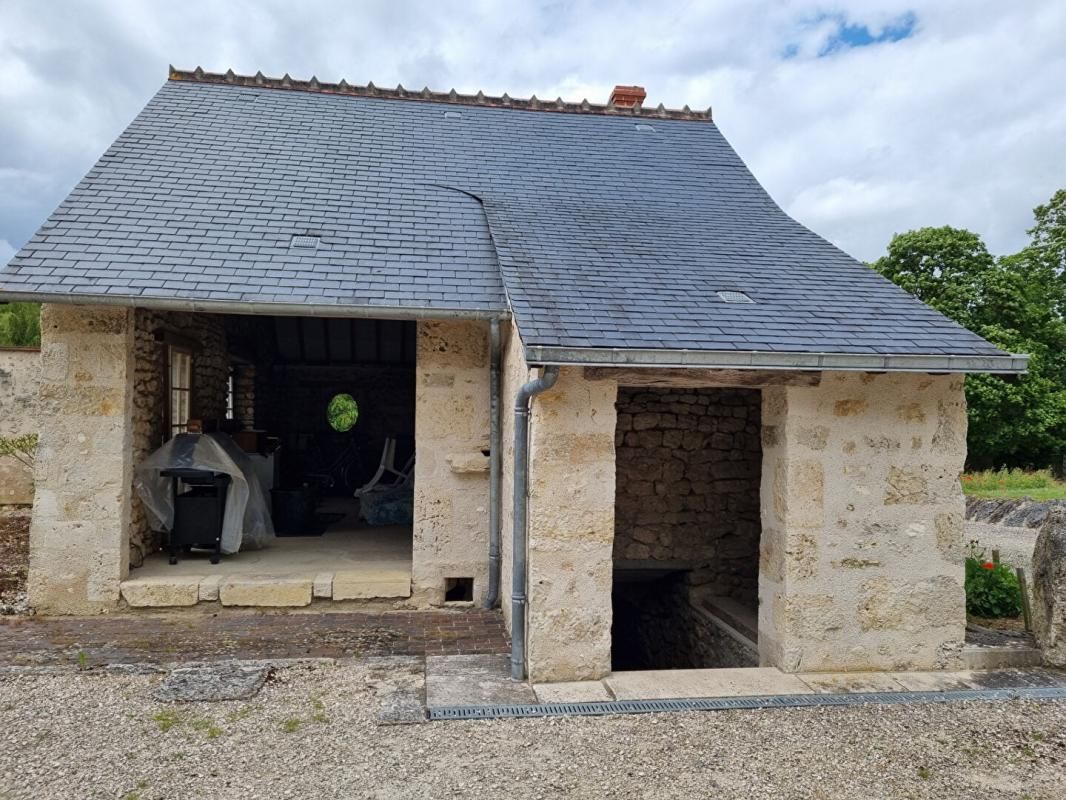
top-left (1, 0), bottom-right (1064, 266)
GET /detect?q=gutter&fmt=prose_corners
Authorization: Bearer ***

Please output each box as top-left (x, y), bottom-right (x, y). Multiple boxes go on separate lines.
top-left (510, 365), bottom-right (560, 680)
top-left (485, 319), bottom-right (503, 609)
top-left (524, 345), bottom-right (1029, 375)
top-left (0, 289), bottom-right (509, 323)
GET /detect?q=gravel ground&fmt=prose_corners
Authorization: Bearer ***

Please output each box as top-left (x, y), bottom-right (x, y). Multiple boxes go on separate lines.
top-left (2, 660), bottom-right (1065, 799)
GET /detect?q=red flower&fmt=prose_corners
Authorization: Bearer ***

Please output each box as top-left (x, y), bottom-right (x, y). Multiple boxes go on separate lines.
top-left (982, 562), bottom-right (996, 570)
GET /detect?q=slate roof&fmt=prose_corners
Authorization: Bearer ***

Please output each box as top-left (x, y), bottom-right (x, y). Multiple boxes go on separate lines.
top-left (0, 68), bottom-right (1023, 370)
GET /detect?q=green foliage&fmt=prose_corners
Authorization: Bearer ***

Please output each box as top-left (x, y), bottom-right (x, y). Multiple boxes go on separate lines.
top-left (965, 543), bottom-right (1022, 618)
top-left (873, 191), bottom-right (1066, 468)
top-left (0, 302), bottom-right (41, 346)
top-left (872, 226), bottom-right (994, 329)
top-left (0, 433), bottom-right (38, 469)
top-left (327, 393), bottom-right (359, 432)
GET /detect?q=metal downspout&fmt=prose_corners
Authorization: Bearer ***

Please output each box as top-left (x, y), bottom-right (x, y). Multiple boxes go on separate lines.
top-left (510, 365), bottom-right (560, 680)
top-left (485, 319), bottom-right (503, 608)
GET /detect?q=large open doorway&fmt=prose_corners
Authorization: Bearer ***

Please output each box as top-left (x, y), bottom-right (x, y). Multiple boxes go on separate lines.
top-left (612, 387), bottom-right (762, 670)
top-left (126, 312), bottom-right (416, 605)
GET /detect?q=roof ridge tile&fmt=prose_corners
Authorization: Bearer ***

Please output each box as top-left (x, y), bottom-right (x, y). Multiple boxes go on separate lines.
top-left (168, 66), bottom-right (714, 121)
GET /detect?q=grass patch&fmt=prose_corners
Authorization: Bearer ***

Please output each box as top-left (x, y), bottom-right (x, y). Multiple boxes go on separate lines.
top-left (311, 697), bottom-right (329, 724)
top-left (152, 709), bottom-right (180, 732)
top-left (226, 705), bottom-right (255, 723)
top-left (961, 468), bottom-right (1066, 500)
top-left (189, 717), bottom-right (223, 739)
top-left (281, 717), bottom-right (302, 733)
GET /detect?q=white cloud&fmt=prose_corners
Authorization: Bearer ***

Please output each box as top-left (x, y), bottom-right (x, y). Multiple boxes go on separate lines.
top-left (0, 0), bottom-right (1064, 261)
top-left (0, 239), bottom-right (15, 266)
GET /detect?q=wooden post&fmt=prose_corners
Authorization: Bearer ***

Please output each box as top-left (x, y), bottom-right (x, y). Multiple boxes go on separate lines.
top-left (1016, 567), bottom-right (1033, 632)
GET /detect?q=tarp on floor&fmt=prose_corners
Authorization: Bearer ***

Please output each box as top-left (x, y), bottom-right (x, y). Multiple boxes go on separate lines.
top-left (134, 432), bottom-right (275, 553)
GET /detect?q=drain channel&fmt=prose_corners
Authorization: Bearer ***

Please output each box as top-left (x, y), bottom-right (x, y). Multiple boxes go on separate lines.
top-left (429, 687), bottom-right (1066, 721)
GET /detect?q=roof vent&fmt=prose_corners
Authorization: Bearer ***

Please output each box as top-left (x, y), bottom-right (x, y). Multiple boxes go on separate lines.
top-left (443, 110), bottom-right (462, 119)
top-left (290, 234), bottom-right (321, 251)
top-left (717, 290), bottom-right (754, 304)
top-left (634, 123), bottom-right (655, 133)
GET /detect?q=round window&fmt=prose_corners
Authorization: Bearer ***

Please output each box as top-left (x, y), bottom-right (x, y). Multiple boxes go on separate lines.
top-left (327, 393), bottom-right (359, 432)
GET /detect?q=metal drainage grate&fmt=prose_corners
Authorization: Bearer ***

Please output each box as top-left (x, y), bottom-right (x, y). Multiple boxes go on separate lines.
top-left (429, 687), bottom-right (1066, 721)
top-left (290, 234), bottom-right (321, 251)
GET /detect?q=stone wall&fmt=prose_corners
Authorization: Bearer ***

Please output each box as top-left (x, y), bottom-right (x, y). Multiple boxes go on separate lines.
top-left (526, 367), bottom-right (618, 682)
top-left (614, 387), bottom-right (761, 602)
top-left (29, 304), bottom-right (135, 613)
top-left (412, 320), bottom-right (491, 606)
top-left (758, 371), bottom-right (968, 673)
top-left (0, 347), bottom-right (40, 505)
top-left (499, 326), bottom-right (620, 681)
top-left (129, 309), bottom-right (228, 562)
top-left (613, 576), bottom-right (758, 670)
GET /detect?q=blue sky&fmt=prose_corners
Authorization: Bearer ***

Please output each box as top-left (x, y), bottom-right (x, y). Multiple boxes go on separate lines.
top-left (1, 0), bottom-right (1065, 264)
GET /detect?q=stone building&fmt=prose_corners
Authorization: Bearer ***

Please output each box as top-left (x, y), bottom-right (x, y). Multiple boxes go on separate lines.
top-left (0, 69), bottom-right (1027, 682)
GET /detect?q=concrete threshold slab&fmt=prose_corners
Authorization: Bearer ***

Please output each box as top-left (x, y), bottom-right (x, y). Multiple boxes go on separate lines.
top-left (425, 654), bottom-right (536, 707)
top-left (605, 668), bottom-right (812, 700)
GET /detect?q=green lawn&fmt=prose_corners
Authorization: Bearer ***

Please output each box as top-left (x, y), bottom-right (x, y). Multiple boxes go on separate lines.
top-left (961, 468), bottom-right (1066, 500)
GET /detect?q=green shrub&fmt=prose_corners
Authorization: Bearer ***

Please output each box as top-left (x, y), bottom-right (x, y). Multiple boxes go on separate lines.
top-left (965, 543), bottom-right (1023, 618)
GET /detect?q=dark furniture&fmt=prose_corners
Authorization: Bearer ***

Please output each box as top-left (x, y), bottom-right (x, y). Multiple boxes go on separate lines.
top-left (160, 468), bottom-right (231, 564)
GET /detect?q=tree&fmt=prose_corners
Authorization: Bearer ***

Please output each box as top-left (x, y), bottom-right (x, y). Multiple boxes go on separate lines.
top-left (1029, 189), bottom-right (1066, 278)
top-left (872, 226), bottom-right (995, 330)
top-left (873, 207), bottom-right (1066, 469)
top-left (0, 303), bottom-right (41, 347)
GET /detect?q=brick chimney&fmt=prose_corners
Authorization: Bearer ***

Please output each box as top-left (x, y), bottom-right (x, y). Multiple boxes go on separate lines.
top-left (609, 85), bottom-right (646, 108)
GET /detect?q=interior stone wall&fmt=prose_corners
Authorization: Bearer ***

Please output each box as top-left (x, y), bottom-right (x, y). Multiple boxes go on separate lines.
top-left (614, 387), bottom-right (761, 602)
top-left (612, 576), bottom-right (758, 671)
top-left (759, 371), bottom-right (968, 673)
top-left (129, 309), bottom-right (228, 563)
top-left (412, 320), bottom-right (491, 606)
top-left (28, 305), bottom-right (135, 613)
top-left (0, 347), bottom-right (41, 505)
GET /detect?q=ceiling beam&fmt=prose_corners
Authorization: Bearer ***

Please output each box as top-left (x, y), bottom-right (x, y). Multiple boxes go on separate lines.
top-left (583, 367), bottom-right (822, 388)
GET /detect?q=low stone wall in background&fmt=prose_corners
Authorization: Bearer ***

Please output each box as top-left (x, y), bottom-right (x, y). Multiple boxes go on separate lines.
top-left (0, 347), bottom-right (40, 506)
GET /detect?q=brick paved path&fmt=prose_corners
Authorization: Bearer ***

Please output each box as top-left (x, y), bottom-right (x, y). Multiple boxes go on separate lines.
top-left (0, 609), bottom-right (509, 668)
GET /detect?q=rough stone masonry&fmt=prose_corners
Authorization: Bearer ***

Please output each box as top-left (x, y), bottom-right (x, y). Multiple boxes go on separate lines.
top-left (614, 387), bottom-right (762, 603)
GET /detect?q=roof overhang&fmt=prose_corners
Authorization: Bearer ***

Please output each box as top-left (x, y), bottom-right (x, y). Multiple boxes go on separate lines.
top-left (0, 289), bottom-right (510, 322)
top-left (524, 345), bottom-right (1029, 375)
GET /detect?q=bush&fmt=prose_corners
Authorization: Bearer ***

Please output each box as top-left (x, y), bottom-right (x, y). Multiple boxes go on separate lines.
top-left (965, 543), bottom-right (1023, 618)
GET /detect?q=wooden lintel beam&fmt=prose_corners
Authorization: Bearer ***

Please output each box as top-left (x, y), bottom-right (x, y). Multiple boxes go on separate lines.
top-left (582, 367), bottom-right (822, 388)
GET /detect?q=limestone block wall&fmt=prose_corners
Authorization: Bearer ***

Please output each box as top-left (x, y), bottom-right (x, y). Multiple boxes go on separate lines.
top-left (412, 320), bottom-right (491, 606)
top-left (129, 309), bottom-right (228, 563)
top-left (28, 305), bottom-right (135, 614)
top-left (0, 347), bottom-right (41, 505)
top-left (758, 371), bottom-right (968, 673)
top-left (526, 367), bottom-right (618, 682)
top-left (500, 322), bottom-right (531, 631)
top-left (614, 387), bottom-right (761, 602)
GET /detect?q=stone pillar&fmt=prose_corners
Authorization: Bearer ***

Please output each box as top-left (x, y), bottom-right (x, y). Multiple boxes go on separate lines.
top-left (525, 367), bottom-right (618, 682)
top-left (412, 320), bottom-right (491, 606)
top-left (759, 371), bottom-right (968, 672)
top-left (28, 305), bottom-right (135, 614)
top-left (1032, 506), bottom-right (1066, 667)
